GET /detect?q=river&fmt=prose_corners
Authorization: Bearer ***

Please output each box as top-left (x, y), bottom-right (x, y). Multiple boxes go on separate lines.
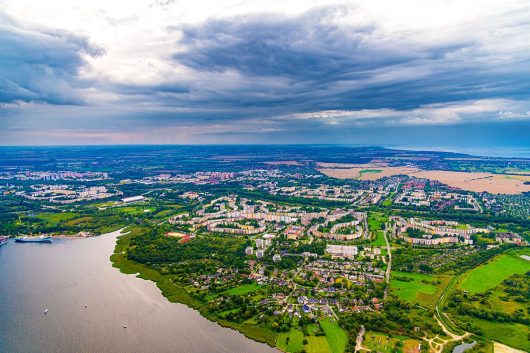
top-left (0, 230), bottom-right (278, 353)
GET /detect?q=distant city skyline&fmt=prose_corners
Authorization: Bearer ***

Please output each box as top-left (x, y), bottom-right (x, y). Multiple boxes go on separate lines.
top-left (1, 1), bottom-right (530, 148)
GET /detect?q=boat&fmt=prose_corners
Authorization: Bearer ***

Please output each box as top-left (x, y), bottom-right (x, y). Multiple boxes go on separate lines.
top-left (0, 236), bottom-right (8, 246)
top-left (15, 235), bottom-right (52, 243)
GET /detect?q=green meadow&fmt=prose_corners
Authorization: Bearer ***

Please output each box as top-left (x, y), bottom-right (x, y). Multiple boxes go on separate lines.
top-left (277, 328), bottom-right (304, 353)
top-left (277, 319), bottom-right (348, 353)
top-left (319, 319), bottom-right (348, 353)
top-left (368, 212), bottom-right (388, 246)
top-left (305, 336), bottom-right (333, 353)
top-left (458, 250), bottom-right (530, 293)
top-left (359, 169), bottom-right (382, 177)
top-left (458, 317), bottom-right (530, 352)
top-left (37, 212), bottom-right (78, 224)
top-left (222, 283), bottom-right (262, 296)
top-left (391, 271), bottom-right (450, 308)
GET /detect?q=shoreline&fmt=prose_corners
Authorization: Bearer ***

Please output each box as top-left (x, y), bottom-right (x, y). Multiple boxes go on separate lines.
top-left (109, 229), bottom-right (279, 351)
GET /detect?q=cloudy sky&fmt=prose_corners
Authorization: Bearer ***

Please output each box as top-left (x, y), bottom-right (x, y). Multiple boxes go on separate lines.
top-left (1, 0), bottom-right (530, 149)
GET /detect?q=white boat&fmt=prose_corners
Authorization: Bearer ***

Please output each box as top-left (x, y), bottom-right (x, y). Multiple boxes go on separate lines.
top-left (16, 235), bottom-right (52, 243)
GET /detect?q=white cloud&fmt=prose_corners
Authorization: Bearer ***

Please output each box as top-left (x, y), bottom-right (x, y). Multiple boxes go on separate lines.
top-left (284, 99), bottom-right (530, 126)
top-left (2, 0), bottom-right (530, 92)
top-left (2, 0), bottom-right (530, 144)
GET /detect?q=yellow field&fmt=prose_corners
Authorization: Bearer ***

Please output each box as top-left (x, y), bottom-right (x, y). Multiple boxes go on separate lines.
top-left (317, 162), bottom-right (530, 194)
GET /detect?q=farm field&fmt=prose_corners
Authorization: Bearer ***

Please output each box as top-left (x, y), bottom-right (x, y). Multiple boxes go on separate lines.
top-left (317, 162), bottom-right (530, 194)
top-left (317, 162), bottom-right (419, 181)
top-left (458, 251), bottom-right (530, 293)
top-left (412, 170), bottom-right (530, 194)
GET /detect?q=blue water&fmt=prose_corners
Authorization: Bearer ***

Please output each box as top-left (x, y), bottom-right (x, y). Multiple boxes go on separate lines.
top-left (396, 145), bottom-right (530, 158)
top-left (0, 231), bottom-right (278, 353)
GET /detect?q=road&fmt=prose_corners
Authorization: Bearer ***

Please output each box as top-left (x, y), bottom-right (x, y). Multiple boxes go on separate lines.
top-left (382, 225), bottom-right (392, 301)
top-left (281, 265), bottom-right (305, 313)
top-left (354, 325), bottom-right (366, 352)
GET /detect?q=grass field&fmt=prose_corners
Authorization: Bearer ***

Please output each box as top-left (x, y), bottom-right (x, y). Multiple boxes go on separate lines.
top-left (458, 251), bottom-right (530, 293)
top-left (391, 271), bottom-right (450, 308)
top-left (319, 319), bottom-right (348, 353)
top-left (382, 192), bottom-right (395, 207)
top-left (359, 169), bottom-right (382, 177)
top-left (65, 216), bottom-right (94, 226)
top-left (277, 329), bottom-right (304, 352)
top-left (221, 283), bottom-right (262, 296)
top-left (463, 318), bottom-right (530, 351)
top-left (117, 206), bottom-right (155, 215)
top-left (368, 212), bottom-right (388, 246)
top-left (305, 336), bottom-right (333, 353)
top-left (37, 212), bottom-right (78, 224)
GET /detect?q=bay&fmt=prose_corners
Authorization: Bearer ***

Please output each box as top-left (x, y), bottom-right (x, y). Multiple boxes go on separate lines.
top-left (0, 230), bottom-right (278, 353)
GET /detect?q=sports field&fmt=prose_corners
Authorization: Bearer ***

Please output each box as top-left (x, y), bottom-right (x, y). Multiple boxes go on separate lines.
top-left (458, 251), bottom-right (530, 293)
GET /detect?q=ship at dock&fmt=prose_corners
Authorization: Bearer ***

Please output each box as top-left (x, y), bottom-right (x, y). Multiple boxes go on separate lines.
top-left (15, 235), bottom-right (52, 243)
top-left (0, 236), bottom-right (8, 246)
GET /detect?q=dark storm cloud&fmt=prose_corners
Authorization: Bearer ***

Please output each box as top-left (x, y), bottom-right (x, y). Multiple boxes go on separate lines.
top-left (170, 6), bottom-right (530, 112)
top-left (2, 3), bottom-right (530, 146)
top-left (0, 16), bottom-right (102, 105)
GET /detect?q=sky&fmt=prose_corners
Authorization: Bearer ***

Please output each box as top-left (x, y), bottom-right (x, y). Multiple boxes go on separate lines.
top-left (1, 0), bottom-right (530, 150)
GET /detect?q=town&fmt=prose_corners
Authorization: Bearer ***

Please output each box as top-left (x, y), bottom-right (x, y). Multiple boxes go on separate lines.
top-left (0, 146), bottom-right (529, 353)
